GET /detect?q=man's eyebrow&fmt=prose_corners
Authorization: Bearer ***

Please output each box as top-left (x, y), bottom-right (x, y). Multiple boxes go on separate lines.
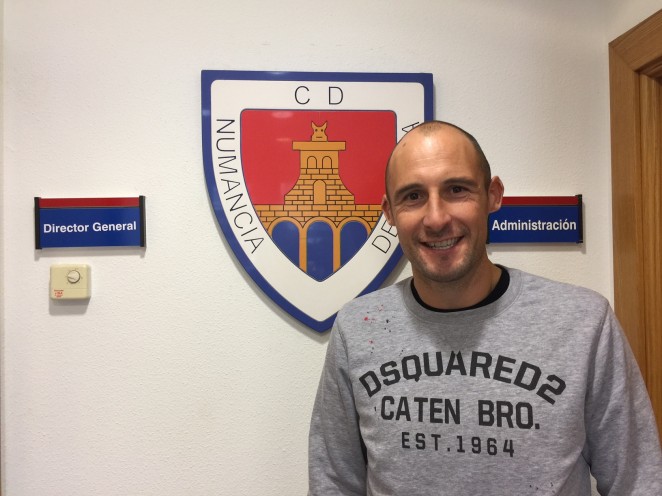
top-left (392, 177), bottom-right (481, 199)
top-left (443, 176), bottom-right (481, 188)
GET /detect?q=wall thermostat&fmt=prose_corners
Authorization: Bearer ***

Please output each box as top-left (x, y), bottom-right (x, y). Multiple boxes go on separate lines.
top-left (50, 264), bottom-right (91, 300)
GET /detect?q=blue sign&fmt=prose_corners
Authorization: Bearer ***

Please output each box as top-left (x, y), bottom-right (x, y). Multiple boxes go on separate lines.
top-left (488, 196), bottom-right (583, 243)
top-left (35, 197), bottom-right (146, 249)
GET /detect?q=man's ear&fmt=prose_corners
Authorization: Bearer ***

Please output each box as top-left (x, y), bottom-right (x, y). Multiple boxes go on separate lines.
top-left (381, 194), bottom-right (394, 225)
top-left (488, 176), bottom-right (504, 213)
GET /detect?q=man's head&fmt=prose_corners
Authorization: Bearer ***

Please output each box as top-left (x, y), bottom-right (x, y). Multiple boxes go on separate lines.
top-left (385, 121), bottom-right (492, 197)
top-left (381, 121), bottom-right (504, 305)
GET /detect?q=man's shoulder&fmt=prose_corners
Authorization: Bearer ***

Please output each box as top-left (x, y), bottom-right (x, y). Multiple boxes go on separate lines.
top-left (512, 268), bottom-right (610, 309)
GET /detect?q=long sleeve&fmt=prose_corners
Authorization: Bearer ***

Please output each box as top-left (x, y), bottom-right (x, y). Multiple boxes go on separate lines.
top-left (584, 308), bottom-right (662, 494)
top-left (308, 321), bottom-right (367, 496)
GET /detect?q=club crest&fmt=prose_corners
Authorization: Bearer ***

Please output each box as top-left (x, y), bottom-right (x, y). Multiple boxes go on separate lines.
top-left (201, 71), bottom-right (433, 331)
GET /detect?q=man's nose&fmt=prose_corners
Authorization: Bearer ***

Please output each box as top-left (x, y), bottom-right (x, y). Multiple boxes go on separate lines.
top-left (422, 196), bottom-right (451, 230)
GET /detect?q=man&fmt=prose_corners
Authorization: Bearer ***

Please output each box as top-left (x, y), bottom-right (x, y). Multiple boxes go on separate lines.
top-left (308, 121), bottom-right (662, 495)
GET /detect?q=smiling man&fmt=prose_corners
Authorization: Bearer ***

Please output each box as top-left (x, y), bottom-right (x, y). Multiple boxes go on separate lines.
top-left (382, 122), bottom-right (503, 310)
top-left (308, 121), bottom-right (662, 496)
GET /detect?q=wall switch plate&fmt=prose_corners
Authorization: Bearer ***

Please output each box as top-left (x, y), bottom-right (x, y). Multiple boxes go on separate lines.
top-left (50, 264), bottom-right (91, 300)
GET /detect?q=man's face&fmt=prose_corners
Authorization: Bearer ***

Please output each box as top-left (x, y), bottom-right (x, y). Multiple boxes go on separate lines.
top-left (382, 127), bottom-right (503, 288)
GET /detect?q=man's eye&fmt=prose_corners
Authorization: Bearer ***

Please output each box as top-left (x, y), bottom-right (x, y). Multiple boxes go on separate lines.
top-left (450, 186), bottom-right (466, 194)
top-left (406, 192), bottom-right (421, 201)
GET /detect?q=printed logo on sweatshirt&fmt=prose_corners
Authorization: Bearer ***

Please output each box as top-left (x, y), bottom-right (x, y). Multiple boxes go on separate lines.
top-left (358, 349), bottom-right (567, 459)
top-left (201, 71), bottom-right (433, 332)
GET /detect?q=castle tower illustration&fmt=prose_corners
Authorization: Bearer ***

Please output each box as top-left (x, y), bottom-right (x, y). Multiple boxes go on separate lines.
top-left (254, 121), bottom-right (383, 279)
top-left (285, 122), bottom-right (355, 207)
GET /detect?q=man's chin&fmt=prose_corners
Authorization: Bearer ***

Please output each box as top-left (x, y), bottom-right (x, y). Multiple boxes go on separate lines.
top-left (416, 263), bottom-right (471, 285)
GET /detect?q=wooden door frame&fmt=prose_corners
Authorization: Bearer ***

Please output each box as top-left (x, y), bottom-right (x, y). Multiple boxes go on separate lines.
top-left (609, 9), bottom-right (662, 434)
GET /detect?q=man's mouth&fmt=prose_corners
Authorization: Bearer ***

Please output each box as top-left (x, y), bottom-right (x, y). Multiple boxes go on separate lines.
top-left (424, 237), bottom-right (461, 250)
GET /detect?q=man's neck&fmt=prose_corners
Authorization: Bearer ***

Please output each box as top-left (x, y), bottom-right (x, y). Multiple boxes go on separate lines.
top-left (412, 262), bottom-right (502, 310)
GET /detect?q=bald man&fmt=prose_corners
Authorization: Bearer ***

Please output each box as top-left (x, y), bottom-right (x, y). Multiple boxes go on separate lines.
top-left (308, 121), bottom-right (662, 495)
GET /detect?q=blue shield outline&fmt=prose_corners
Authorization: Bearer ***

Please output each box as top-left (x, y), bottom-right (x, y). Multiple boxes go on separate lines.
top-left (201, 70), bottom-right (433, 332)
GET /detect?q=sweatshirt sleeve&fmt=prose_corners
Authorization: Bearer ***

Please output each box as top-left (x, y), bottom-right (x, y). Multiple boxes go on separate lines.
top-left (584, 306), bottom-right (662, 495)
top-left (308, 320), bottom-right (367, 496)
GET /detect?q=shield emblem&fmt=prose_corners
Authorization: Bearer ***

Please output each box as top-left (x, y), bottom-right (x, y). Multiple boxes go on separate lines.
top-left (201, 71), bottom-right (433, 331)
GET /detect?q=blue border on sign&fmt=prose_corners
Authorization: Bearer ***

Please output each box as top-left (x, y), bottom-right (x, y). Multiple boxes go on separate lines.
top-left (201, 70), bottom-right (433, 331)
top-left (35, 197), bottom-right (146, 249)
top-left (487, 196), bottom-right (583, 244)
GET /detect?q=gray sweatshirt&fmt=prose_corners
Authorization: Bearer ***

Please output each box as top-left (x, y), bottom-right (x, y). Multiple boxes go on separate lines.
top-left (308, 268), bottom-right (662, 495)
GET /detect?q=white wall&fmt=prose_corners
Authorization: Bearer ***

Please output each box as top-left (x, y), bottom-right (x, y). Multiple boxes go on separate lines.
top-left (605, 0), bottom-right (662, 41)
top-left (1, 1), bottom-right (659, 495)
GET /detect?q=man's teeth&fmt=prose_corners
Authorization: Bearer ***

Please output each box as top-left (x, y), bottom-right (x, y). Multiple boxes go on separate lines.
top-left (425, 238), bottom-right (460, 249)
